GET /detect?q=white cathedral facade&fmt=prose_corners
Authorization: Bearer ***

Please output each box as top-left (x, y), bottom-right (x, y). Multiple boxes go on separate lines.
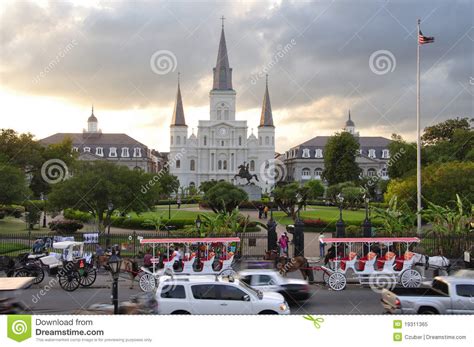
top-left (169, 22), bottom-right (276, 192)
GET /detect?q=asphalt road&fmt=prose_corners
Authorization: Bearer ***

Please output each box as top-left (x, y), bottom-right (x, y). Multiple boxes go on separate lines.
top-left (3, 271), bottom-right (385, 315)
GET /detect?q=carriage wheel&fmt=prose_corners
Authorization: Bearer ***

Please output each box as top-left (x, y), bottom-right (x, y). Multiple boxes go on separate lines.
top-left (139, 273), bottom-right (156, 292)
top-left (58, 270), bottom-right (81, 292)
top-left (328, 272), bottom-right (346, 291)
top-left (29, 266), bottom-right (45, 285)
top-left (400, 269), bottom-right (422, 288)
top-left (219, 268), bottom-right (237, 277)
top-left (79, 268), bottom-right (97, 287)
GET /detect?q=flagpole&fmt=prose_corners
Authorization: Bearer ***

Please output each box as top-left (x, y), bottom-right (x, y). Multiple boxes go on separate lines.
top-left (416, 19), bottom-right (422, 236)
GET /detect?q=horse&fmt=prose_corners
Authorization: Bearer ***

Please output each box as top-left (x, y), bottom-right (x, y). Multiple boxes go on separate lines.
top-left (234, 163), bottom-right (259, 185)
top-left (122, 257), bottom-right (142, 289)
top-left (411, 253), bottom-right (451, 275)
top-left (276, 256), bottom-right (314, 282)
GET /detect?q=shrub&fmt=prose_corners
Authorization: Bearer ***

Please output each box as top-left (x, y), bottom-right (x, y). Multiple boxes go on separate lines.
top-left (345, 225), bottom-right (361, 237)
top-left (0, 205), bottom-right (25, 218)
top-left (63, 208), bottom-right (93, 223)
top-left (302, 219), bottom-right (328, 228)
top-left (49, 220), bottom-right (84, 233)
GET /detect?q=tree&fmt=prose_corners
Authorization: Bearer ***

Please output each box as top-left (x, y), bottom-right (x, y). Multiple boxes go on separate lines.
top-left (422, 117), bottom-right (471, 145)
top-left (273, 182), bottom-right (307, 219)
top-left (304, 180), bottom-right (325, 200)
top-left (0, 163), bottom-right (31, 204)
top-left (202, 181), bottom-right (248, 214)
top-left (385, 161), bottom-right (474, 210)
top-left (322, 132), bottom-right (361, 185)
top-left (387, 134), bottom-right (417, 179)
top-left (157, 172), bottom-right (180, 199)
top-left (424, 128), bottom-right (474, 163)
top-left (199, 180), bottom-right (219, 194)
top-left (47, 161), bottom-right (161, 230)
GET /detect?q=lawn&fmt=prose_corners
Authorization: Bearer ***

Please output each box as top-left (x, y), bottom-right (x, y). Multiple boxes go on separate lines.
top-left (270, 205), bottom-right (369, 226)
top-left (0, 217), bottom-right (50, 235)
top-left (129, 208), bottom-right (212, 221)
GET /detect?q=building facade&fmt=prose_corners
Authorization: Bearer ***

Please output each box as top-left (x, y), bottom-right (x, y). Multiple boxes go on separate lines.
top-left (41, 108), bottom-right (162, 173)
top-left (169, 22), bottom-right (276, 191)
top-left (283, 112), bottom-right (391, 183)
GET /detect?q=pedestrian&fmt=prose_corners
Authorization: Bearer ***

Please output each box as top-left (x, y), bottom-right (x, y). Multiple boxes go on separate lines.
top-left (278, 233), bottom-right (288, 257)
top-left (257, 205), bottom-right (263, 219)
top-left (177, 197), bottom-right (181, 209)
top-left (263, 205), bottom-right (269, 219)
top-left (318, 232), bottom-right (326, 258)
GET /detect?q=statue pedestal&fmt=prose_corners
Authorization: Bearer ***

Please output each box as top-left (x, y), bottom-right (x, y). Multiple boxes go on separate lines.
top-left (237, 184), bottom-right (262, 201)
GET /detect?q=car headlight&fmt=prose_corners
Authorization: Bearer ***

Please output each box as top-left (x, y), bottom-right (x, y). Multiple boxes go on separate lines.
top-left (279, 303), bottom-right (287, 311)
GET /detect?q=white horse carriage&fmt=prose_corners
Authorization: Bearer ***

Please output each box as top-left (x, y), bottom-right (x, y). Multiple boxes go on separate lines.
top-left (320, 237), bottom-right (433, 291)
top-left (28, 241), bottom-right (96, 292)
top-left (137, 237), bottom-right (239, 292)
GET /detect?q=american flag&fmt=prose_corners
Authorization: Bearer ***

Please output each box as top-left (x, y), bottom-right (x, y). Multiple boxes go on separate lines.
top-left (418, 29), bottom-right (434, 45)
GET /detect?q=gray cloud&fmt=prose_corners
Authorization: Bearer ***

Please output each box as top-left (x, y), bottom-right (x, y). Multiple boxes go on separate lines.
top-left (0, 0), bottom-right (472, 151)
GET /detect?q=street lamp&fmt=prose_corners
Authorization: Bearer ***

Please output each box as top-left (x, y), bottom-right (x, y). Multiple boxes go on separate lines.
top-left (296, 193), bottom-right (303, 221)
top-left (336, 193), bottom-right (345, 237)
top-left (106, 202), bottom-right (114, 247)
top-left (195, 215), bottom-right (202, 267)
top-left (269, 192), bottom-right (275, 220)
top-left (363, 194), bottom-right (372, 238)
top-left (40, 192), bottom-right (47, 228)
top-left (107, 252), bottom-right (122, 314)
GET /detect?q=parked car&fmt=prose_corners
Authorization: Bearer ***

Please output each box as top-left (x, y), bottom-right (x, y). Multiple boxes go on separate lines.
top-left (381, 271), bottom-right (474, 314)
top-left (238, 269), bottom-right (311, 301)
top-left (155, 275), bottom-right (290, 315)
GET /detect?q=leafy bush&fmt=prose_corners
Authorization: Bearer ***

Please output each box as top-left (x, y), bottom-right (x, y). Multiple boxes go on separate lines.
top-left (49, 220), bottom-right (84, 233)
top-left (0, 205), bottom-right (25, 218)
top-left (63, 208), bottom-right (93, 223)
top-left (155, 197), bottom-right (201, 205)
top-left (345, 225), bottom-right (361, 237)
top-left (302, 219), bottom-right (328, 228)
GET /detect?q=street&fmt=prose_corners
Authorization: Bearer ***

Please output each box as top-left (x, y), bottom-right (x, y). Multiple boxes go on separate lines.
top-left (6, 272), bottom-right (384, 315)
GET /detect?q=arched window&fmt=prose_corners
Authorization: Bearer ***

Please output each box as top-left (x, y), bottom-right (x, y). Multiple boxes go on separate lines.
top-left (218, 160), bottom-right (222, 170)
top-left (259, 137), bottom-right (262, 145)
top-left (367, 168), bottom-right (377, 177)
top-left (189, 182), bottom-right (195, 188)
top-left (302, 168), bottom-right (311, 178)
top-left (250, 160), bottom-right (255, 171)
top-left (265, 136), bottom-right (269, 145)
top-left (176, 136), bottom-right (181, 145)
top-left (183, 137), bottom-right (186, 145)
top-left (190, 159), bottom-right (195, 171)
top-left (272, 136), bottom-right (274, 145)
top-left (176, 160), bottom-right (181, 169)
top-left (314, 168), bottom-right (323, 179)
top-left (382, 149), bottom-right (390, 159)
top-left (217, 110), bottom-right (222, 120)
top-left (171, 136), bottom-right (173, 145)
top-left (368, 149), bottom-right (376, 158)
top-left (238, 136), bottom-right (242, 146)
top-left (203, 136), bottom-right (207, 146)
top-left (380, 167), bottom-right (388, 178)
top-left (223, 160), bottom-right (227, 170)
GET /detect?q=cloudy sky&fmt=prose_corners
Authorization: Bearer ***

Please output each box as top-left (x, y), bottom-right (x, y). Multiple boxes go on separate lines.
top-left (0, 0), bottom-right (472, 153)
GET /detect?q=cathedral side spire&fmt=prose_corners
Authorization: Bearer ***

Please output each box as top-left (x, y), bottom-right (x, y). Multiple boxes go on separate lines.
top-left (259, 75), bottom-right (274, 127)
top-left (212, 17), bottom-right (233, 90)
top-left (171, 73), bottom-right (186, 126)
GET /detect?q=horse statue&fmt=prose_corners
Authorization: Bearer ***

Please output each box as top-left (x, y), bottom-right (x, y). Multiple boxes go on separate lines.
top-left (234, 162), bottom-right (259, 185)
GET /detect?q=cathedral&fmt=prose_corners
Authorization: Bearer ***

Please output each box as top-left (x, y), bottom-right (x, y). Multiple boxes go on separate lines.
top-left (169, 21), bottom-right (276, 192)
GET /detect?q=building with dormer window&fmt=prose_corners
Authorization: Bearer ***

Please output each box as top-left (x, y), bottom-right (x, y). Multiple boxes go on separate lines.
top-left (284, 111), bottom-right (391, 183)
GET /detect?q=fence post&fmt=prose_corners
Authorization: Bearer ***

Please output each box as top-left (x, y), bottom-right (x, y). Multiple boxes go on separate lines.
top-left (267, 219), bottom-right (277, 252)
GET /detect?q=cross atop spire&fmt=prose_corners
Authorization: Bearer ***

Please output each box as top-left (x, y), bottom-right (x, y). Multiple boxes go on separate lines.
top-left (221, 15), bottom-right (225, 29)
top-left (345, 109), bottom-right (355, 127)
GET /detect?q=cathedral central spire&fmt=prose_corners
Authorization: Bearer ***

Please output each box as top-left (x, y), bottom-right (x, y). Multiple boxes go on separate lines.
top-left (259, 75), bottom-right (274, 127)
top-left (212, 17), bottom-right (233, 90)
top-left (171, 73), bottom-right (186, 126)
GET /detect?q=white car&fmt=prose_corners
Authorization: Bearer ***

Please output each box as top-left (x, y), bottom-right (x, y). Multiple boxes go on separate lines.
top-left (238, 269), bottom-right (311, 302)
top-left (156, 275), bottom-right (290, 315)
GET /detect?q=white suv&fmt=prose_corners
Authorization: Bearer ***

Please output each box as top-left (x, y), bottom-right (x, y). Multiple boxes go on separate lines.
top-left (156, 275), bottom-right (290, 315)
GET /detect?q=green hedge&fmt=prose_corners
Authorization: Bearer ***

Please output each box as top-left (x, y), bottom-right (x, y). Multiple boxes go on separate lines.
top-left (0, 205), bottom-right (25, 218)
top-left (155, 197), bottom-right (201, 205)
